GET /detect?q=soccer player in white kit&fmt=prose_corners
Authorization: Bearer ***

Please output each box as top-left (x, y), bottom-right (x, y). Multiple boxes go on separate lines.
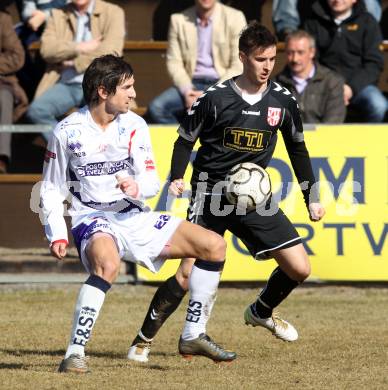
top-left (39, 54), bottom-right (234, 373)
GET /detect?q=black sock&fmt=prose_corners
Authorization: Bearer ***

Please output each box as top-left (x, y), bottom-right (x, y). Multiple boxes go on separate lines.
top-left (254, 267), bottom-right (299, 318)
top-left (135, 275), bottom-right (186, 342)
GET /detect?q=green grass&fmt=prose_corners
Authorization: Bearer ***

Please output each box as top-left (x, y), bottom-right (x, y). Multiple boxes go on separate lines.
top-left (1, 284), bottom-right (388, 389)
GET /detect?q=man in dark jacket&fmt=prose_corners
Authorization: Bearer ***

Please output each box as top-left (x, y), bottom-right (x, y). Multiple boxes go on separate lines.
top-left (304, 0), bottom-right (387, 122)
top-left (276, 29), bottom-right (345, 123)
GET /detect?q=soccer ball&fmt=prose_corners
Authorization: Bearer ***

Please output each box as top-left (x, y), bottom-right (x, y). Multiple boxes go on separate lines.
top-left (224, 162), bottom-right (271, 210)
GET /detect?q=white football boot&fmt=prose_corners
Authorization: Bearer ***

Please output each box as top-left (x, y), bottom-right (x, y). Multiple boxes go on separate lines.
top-left (128, 333), bottom-right (152, 363)
top-left (244, 304), bottom-right (298, 342)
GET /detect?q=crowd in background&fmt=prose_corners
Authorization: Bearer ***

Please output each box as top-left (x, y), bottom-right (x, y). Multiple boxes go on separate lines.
top-left (0, 0), bottom-right (387, 173)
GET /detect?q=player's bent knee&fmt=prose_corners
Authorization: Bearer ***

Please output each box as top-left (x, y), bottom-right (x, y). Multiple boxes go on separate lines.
top-left (293, 262), bottom-right (311, 282)
top-left (92, 258), bottom-right (120, 282)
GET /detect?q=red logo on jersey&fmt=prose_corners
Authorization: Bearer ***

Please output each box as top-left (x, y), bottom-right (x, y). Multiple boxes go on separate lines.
top-left (128, 129), bottom-right (137, 154)
top-left (267, 107), bottom-right (282, 126)
top-left (44, 149), bottom-right (56, 162)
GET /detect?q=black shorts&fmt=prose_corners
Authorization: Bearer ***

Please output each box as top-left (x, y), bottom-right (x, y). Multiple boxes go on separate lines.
top-left (187, 192), bottom-right (301, 260)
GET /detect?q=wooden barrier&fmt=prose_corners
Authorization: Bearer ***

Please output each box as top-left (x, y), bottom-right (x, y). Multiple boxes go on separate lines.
top-left (0, 174), bottom-right (47, 247)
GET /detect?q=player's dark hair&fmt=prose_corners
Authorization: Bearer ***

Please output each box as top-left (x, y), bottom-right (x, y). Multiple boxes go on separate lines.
top-left (82, 54), bottom-right (134, 106)
top-left (239, 21), bottom-right (277, 55)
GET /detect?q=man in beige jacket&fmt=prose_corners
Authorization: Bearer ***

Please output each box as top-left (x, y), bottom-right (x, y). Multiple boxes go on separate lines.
top-left (26, 0), bottom-right (125, 139)
top-left (147, 0), bottom-right (246, 123)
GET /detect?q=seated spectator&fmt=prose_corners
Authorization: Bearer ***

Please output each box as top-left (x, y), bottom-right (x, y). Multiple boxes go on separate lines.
top-left (147, 0), bottom-right (246, 124)
top-left (0, 10), bottom-right (28, 173)
top-left (152, 0), bottom-right (257, 41)
top-left (273, 0), bottom-right (382, 41)
top-left (15, 1), bottom-right (68, 101)
top-left (275, 30), bottom-right (345, 123)
top-left (304, 0), bottom-right (388, 123)
top-left (26, 0), bottom-right (125, 139)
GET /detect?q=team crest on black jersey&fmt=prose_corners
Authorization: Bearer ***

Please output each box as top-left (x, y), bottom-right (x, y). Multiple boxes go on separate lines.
top-left (223, 127), bottom-right (271, 153)
top-left (267, 107), bottom-right (282, 126)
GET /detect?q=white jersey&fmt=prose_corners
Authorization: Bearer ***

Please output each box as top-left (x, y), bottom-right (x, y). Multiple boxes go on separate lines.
top-left (40, 106), bottom-right (160, 244)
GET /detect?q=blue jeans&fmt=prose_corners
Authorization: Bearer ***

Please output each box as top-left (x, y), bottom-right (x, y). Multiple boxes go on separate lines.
top-left (364, 0), bottom-right (382, 21)
top-left (147, 78), bottom-right (218, 124)
top-left (351, 85), bottom-right (388, 123)
top-left (26, 82), bottom-right (84, 140)
top-left (272, 0), bottom-right (300, 35)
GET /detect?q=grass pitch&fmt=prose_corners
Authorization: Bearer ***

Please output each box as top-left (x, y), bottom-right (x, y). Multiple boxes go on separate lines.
top-left (1, 284), bottom-right (388, 389)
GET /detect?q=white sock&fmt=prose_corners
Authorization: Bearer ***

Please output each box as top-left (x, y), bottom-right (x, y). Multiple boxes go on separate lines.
top-left (64, 278), bottom-right (109, 358)
top-left (181, 263), bottom-right (222, 340)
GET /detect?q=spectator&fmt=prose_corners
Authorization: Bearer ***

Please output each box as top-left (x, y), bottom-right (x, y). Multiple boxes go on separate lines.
top-left (147, 0), bottom-right (246, 124)
top-left (275, 30), bottom-right (345, 123)
top-left (152, 0), bottom-right (258, 41)
top-left (15, 1), bottom-right (68, 101)
top-left (273, 0), bottom-right (382, 41)
top-left (26, 0), bottom-right (125, 139)
top-left (304, 0), bottom-right (388, 123)
top-left (0, 11), bottom-right (28, 173)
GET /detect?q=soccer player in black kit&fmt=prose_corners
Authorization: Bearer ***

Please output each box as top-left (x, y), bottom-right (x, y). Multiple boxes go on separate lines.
top-left (128, 22), bottom-right (325, 363)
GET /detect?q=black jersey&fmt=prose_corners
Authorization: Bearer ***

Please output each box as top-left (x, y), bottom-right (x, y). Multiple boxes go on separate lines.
top-left (172, 78), bottom-right (318, 205)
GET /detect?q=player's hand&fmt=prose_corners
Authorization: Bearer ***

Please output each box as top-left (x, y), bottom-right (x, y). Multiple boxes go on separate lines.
top-left (27, 10), bottom-right (46, 31)
top-left (50, 240), bottom-right (68, 260)
top-left (343, 84), bottom-right (353, 106)
top-left (169, 179), bottom-right (184, 196)
top-left (184, 89), bottom-right (203, 109)
top-left (308, 202), bottom-right (325, 222)
top-left (117, 176), bottom-right (140, 199)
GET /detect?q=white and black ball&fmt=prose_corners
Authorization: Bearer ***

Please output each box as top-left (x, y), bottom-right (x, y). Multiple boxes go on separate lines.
top-left (225, 162), bottom-right (271, 210)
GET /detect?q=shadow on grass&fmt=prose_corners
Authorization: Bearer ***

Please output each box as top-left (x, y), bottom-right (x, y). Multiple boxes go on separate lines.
top-left (1, 348), bottom-right (65, 357)
top-left (139, 364), bottom-right (168, 371)
top-left (1, 348), bottom-right (135, 360)
top-left (0, 363), bottom-right (24, 370)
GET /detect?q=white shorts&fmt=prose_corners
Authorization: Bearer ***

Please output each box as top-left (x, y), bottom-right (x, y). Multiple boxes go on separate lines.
top-left (71, 211), bottom-right (182, 273)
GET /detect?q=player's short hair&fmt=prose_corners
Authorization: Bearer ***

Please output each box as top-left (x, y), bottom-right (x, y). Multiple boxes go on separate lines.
top-left (239, 22), bottom-right (277, 55)
top-left (285, 30), bottom-right (316, 49)
top-left (83, 54), bottom-right (134, 106)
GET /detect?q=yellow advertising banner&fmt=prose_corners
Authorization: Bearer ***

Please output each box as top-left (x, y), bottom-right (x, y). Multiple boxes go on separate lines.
top-left (137, 125), bottom-right (388, 282)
